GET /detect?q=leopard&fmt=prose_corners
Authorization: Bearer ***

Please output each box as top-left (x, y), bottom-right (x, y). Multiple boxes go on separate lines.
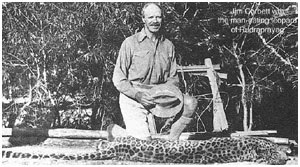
top-left (2, 135), bottom-right (289, 165)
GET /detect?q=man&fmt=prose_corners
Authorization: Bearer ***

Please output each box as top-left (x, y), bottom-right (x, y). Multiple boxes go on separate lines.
top-left (113, 3), bottom-right (197, 140)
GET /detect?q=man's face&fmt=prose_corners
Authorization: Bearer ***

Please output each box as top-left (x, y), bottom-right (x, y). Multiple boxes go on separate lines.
top-left (142, 4), bottom-right (162, 34)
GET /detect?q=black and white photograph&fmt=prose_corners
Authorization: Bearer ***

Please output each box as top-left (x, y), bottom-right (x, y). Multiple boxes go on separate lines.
top-left (1, 1), bottom-right (298, 165)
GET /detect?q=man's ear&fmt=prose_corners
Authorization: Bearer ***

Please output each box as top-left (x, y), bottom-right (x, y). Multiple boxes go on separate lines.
top-left (142, 17), bottom-right (145, 23)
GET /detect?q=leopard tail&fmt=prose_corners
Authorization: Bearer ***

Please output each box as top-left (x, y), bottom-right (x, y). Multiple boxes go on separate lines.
top-left (2, 150), bottom-right (115, 160)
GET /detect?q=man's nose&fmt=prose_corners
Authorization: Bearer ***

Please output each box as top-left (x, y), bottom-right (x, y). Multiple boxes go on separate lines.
top-left (153, 17), bottom-right (160, 22)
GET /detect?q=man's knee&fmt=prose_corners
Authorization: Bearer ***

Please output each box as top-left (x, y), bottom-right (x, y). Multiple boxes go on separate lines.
top-left (182, 95), bottom-right (198, 117)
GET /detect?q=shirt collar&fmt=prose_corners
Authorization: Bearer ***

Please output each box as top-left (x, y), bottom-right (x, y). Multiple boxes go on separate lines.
top-left (138, 28), bottom-right (165, 43)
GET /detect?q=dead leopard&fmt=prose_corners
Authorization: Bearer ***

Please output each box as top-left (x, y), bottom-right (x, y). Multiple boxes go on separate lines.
top-left (2, 135), bottom-right (288, 165)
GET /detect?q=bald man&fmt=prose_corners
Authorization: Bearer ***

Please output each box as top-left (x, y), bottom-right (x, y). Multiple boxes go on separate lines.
top-left (113, 3), bottom-right (198, 140)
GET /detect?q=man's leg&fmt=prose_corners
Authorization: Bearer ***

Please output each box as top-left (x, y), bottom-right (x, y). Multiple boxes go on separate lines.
top-left (168, 94), bottom-right (198, 140)
top-left (119, 93), bottom-right (152, 140)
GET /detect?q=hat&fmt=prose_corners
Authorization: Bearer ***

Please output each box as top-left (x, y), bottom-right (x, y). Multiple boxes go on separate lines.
top-left (148, 84), bottom-right (183, 118)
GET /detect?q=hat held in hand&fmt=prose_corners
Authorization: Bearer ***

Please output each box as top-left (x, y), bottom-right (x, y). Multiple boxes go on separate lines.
top-left (148, 84), bottom-right (183, 118)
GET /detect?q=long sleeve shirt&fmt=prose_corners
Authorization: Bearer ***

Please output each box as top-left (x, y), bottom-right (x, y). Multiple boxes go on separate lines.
top-left (113, 28), bottom-right (179, 99)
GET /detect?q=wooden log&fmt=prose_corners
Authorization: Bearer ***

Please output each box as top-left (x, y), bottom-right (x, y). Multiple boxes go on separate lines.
top-left (260, 137), bottom-right (289, 145)
top-left (151, 133), bottom-right (190, 140)
top-left (235, 130), bottom-right (277, 134)
top-left (231, 132), bottom-right (269, 137)
top-left (2, 137), bottom-right (100, 149)
top-left (2, 127), bottom-right (291, 147)
top-left (177, 64), bottom-right (221, 72)
top-left (3, 128), bottom-right (108, 139)
top-left (191, 72), bottom-right (227, 79)
top-left (231, 130), bottom-right (277, 137)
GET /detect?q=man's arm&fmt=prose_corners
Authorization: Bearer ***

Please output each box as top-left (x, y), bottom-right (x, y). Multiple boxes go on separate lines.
top-left (112, 39), bottom-right (138, 99)
top-left (166, 44), bottom-right (180, 87)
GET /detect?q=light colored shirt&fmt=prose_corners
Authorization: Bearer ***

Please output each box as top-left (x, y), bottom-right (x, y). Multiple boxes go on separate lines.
top-left (113, 28), bottom-right (179, 99)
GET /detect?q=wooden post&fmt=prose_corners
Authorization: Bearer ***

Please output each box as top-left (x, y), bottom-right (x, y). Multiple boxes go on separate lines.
top-left (205, 58), bottom-right (228, 132)
top-left (2, 127), bottom-right (291, 148)
top-left (2, 128), bottom-right (108, 139)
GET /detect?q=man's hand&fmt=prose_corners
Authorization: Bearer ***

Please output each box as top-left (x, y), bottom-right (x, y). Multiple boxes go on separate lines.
top-left (135, 91), bottom-right (155, 108)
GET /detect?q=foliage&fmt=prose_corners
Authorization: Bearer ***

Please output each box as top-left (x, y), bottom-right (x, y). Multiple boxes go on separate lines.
top-left (2, 2), bottom-right (298, 137)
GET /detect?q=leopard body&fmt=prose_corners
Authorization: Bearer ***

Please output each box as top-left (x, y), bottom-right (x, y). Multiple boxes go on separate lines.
top-left (2, 136), bottom-right (288, 164)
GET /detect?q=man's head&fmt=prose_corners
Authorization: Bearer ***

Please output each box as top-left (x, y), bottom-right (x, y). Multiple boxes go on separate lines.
top-left (142, 3), bottom-right (162, 34)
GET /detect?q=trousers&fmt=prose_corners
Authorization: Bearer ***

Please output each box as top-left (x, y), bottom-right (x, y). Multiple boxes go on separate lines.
top-left (119, 93), bottom-right (151, 140)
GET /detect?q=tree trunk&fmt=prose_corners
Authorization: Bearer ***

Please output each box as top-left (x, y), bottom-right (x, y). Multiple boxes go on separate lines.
top-left (238, 64), bottom-right (248, 131)
top-left (248, 102), bottom-right (253, 131)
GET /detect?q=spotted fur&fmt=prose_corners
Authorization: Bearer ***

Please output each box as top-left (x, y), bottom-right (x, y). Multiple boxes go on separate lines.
top-left (2, 136), bottom-right (288, 164)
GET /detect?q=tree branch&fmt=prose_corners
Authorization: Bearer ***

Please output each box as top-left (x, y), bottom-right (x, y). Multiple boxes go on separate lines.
top-left (257, 33), bottom-right (294, 68)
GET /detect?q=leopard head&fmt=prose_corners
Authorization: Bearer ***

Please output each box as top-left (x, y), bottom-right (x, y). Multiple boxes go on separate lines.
top-left (255, 138), bottom-right (289, 165)
top-left (268, 149), bottom-right (289, 165)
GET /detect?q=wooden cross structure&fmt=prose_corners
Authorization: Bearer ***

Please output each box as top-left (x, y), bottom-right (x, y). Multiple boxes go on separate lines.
top-left (148, 58), bottom-right (228, 135)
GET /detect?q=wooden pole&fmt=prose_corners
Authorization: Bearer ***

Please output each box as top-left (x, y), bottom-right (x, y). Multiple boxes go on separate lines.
top-left (205, 58), bottom-right (228, 132)
top-left (177, 64), bottom-right (220, 72)
top-left (230, 130), bottom-right (277, 137)
top-left (2, 137), bottom-right (101, 148)
top-left (3, 128), bottom-right (108, 139)
top-left (2, 127), bottom-right (290, 147)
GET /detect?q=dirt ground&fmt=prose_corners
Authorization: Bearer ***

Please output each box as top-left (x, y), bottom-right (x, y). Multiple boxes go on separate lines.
top-left (1, 144), bottom-right (298, 165)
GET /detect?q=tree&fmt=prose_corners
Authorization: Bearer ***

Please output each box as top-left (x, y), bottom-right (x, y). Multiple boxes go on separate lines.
top-left (2, 2), bottom-right (297, 136)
